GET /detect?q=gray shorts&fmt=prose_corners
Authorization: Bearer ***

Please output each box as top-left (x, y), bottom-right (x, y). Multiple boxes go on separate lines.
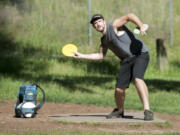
top-left (116, 52), bottom-right (149, 88)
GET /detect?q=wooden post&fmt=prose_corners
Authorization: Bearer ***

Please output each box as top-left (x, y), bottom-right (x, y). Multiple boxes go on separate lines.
top-left (156, 38), bottom-right (168, 71)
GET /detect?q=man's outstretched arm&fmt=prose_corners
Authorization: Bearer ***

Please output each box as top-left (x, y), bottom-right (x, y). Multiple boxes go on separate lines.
top-left (72, 45), bottom-right (108, 61)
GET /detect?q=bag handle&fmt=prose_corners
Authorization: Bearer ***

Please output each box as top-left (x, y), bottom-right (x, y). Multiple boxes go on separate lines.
top-left (34, 84), bottom-right (45, 112)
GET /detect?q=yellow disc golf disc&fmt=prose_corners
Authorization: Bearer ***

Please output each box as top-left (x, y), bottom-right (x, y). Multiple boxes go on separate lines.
top-left (62, 44), bottom-right (78, 56)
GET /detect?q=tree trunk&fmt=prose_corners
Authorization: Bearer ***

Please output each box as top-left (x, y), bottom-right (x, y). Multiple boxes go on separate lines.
top-left (156, 38), bottom-right (168, 71)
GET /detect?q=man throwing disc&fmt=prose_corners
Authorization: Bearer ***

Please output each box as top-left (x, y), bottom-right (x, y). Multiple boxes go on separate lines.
top-left (71, 13), bottom-right (153, 121)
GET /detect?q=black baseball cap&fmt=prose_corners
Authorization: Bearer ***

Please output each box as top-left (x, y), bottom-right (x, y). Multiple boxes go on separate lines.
top-left (90, 14), bottom-right (104, 24)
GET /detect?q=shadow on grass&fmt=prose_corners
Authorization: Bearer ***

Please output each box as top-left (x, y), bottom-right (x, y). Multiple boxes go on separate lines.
top-left (1, 30), bottom-right (180, 94)
top-left (170, 61), bottom-right (180, 68)
top-left (0, 32), bottom-right (23, 75)
top-left (0, 30), bottom-right (115, 93)
top-left (0, 31), bottom-right (49, 76)
top-left (0, 0), bottom-right (32, 13)
top-left (1, 30), bottom-right (180, 93)
top-left (57, 58), bottom-right (120, 76)
top-left (145, 79), bottom-right (180, 93)
top-left (13, 73), bottom-right (114, 93)
top-left (0, 25), bottom-right (116, 93)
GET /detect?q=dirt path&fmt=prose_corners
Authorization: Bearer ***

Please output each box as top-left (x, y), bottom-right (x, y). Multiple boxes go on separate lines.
top-left (0, 100), bottom-right (180, 134)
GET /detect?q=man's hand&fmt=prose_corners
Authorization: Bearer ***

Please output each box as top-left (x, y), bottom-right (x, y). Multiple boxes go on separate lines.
top-left (68, 44), bottom-right (107, 61)
top-left (140, 24), bottom-right (148, 36)
top-left (71, 52), bottom-right (83, 59)
top-left (69, 51), bottom-right (104, 61)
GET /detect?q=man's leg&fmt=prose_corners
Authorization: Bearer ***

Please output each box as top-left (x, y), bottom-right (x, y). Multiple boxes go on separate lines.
top-left (115, 88), bottom-right (126, 112)
top-left (132, 53), bottom-right (153, 120)
top-left (134, 78), bottom-right (150, 110)
top-left (106, 88), bottom-right (126, 119)
top-left (134, 78), bottom-right (153, 120)
top-left (106, 58), bottom-right (132, 119)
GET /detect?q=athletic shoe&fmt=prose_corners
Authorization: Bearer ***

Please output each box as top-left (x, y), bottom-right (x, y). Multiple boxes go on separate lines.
top-left (144, 109), bottom-right (154, 121)
top-left (106, 108), bottom-right (124, 119)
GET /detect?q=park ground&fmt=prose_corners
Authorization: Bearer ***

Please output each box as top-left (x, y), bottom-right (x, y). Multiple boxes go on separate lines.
top-left (0, 100), bottom-right (180, 134)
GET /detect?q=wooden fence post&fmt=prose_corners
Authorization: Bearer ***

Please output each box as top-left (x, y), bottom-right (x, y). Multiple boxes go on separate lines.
top-left (156, 38), bottom-right (168, 71)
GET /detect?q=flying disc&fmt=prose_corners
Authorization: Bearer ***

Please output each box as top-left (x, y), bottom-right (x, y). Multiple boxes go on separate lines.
top-left (133, 24), bottom-right (149, 34)
top-left (62, 44), bottom-right (78, 56)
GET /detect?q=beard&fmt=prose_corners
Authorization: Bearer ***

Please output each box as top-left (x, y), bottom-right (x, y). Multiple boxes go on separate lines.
top-left (96, 25), bottom-right (105, 32)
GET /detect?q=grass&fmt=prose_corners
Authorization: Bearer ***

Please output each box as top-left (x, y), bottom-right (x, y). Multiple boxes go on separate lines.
top-left (128, 123), bottom-right (142, 128)
top-left (57, 120), bottom-right (101, 126)
top-left (154, 121), bottom-right (173, 128)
